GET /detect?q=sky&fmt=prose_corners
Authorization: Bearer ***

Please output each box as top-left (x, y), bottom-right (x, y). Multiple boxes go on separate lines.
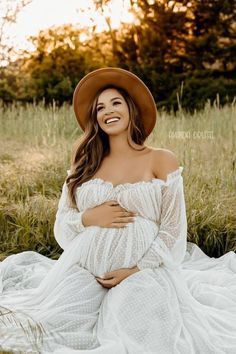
top-left (2, 0), bottom-right (134, 53)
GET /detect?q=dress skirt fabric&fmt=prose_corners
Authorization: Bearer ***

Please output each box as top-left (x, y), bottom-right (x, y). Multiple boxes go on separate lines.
top-left (0, 166), bottom-right (236, 353)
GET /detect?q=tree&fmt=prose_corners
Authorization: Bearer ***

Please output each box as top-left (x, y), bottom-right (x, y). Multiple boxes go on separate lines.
top-left (185, 0), bottom-right (236, 71)
top-left (0, 0), bottom-right (235, 110)
top-left (21, 25), bottom-right (91, 103)
top-left (0, 0), bottom-right (32, 67)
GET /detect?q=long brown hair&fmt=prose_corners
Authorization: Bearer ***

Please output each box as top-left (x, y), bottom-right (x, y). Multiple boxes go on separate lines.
top-left (66, 84), bottom-right (148, 208)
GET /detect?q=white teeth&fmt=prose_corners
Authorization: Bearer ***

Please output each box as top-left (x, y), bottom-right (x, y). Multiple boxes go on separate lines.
top-left (105, 118), bottom-right (120, 124)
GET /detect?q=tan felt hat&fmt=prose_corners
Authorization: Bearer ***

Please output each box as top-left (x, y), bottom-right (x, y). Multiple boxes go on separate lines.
top-left (73, 67), bottom-right (157, 136)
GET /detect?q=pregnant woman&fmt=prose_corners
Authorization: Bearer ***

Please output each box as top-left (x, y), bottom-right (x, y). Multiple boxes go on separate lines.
top-left (0, 67), bottom-right (236, 354)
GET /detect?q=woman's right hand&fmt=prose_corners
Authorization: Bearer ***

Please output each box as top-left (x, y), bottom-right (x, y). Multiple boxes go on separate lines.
top-left (82, 200), bottom-right (138, 228)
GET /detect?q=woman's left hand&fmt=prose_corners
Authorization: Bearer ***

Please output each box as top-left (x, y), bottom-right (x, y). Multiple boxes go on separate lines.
top-left (95, 266), bottom-right (140, 289)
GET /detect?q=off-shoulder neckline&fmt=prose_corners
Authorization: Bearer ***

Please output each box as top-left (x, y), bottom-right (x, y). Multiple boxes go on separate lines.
top-left (76, 166), bottom-right (184, 190)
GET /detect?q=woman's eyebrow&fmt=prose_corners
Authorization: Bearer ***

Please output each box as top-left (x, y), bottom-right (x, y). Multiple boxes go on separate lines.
top-left (97, 97), bottom-right (122, 106)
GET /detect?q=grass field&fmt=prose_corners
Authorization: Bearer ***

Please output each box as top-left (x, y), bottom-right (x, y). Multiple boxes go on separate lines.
top-left (0, 98), bottom-right (235, 265)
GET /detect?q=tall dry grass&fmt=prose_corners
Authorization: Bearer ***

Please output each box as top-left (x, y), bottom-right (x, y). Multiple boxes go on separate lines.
top-left (0, 98), bottom-right (235, 262)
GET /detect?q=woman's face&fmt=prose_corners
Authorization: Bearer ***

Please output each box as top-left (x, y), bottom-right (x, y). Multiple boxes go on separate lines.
top-left (96, 88), bottom-right (130, 134)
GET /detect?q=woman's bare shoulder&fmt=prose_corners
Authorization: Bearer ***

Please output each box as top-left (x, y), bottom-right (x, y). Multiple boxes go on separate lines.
top-left (148, 147), bottom-right (179, 181)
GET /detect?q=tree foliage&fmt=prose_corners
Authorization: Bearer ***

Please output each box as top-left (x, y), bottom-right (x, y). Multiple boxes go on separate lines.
top-left (0, 0), bottom-right (235, 111)
top-left (0, 0), bottom-right (32, 65)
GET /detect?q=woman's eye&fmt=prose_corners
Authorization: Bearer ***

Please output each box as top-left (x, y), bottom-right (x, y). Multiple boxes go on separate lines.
top-left (97, 101), bottom-right (120, 112)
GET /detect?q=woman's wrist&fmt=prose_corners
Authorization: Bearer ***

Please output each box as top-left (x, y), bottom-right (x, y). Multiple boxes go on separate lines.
top-left (132, 266), bottom-right (140, 273)
top-left (81, 209), bottom-right (90, 227)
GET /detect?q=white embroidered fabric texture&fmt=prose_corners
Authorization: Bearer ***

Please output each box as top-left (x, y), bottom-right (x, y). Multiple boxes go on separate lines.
top-left (54, 181), bottom-right (86, 250)
top-left (137, 168), bottom-right (187, 271)
top-left (1, 166), bottom-right (236, 354)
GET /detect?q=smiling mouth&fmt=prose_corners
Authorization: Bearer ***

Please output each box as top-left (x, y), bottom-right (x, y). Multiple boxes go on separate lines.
top-left (104, 117), bottom-right (120, 125)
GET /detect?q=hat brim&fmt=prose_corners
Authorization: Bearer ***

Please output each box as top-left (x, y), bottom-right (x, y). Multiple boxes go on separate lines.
top-left (73, 67), bottom-right (157, 136)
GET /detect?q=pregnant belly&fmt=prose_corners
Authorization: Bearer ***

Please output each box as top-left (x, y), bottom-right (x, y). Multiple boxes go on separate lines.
top-left (80, 216), bottom-right (159, 276)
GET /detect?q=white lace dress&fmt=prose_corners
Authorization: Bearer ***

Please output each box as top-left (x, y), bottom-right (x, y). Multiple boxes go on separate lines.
top-left (1, 166), bottom-right (236, 354)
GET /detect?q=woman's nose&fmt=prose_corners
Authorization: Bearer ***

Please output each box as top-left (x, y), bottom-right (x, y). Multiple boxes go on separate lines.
top-left (104, 107), bottom-right (114, 115)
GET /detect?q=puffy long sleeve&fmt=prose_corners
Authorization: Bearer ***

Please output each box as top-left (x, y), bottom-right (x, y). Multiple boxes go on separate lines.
top-left (137, 166), bottom-right (187, 270)
top-left (54, 175), bottom-right (86, 251)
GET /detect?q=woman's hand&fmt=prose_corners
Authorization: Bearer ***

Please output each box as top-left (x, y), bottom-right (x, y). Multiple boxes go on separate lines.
top-left (95, 266), bottom-right (140, 289)
top-left (82, 201), bottom-right (138, 229)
